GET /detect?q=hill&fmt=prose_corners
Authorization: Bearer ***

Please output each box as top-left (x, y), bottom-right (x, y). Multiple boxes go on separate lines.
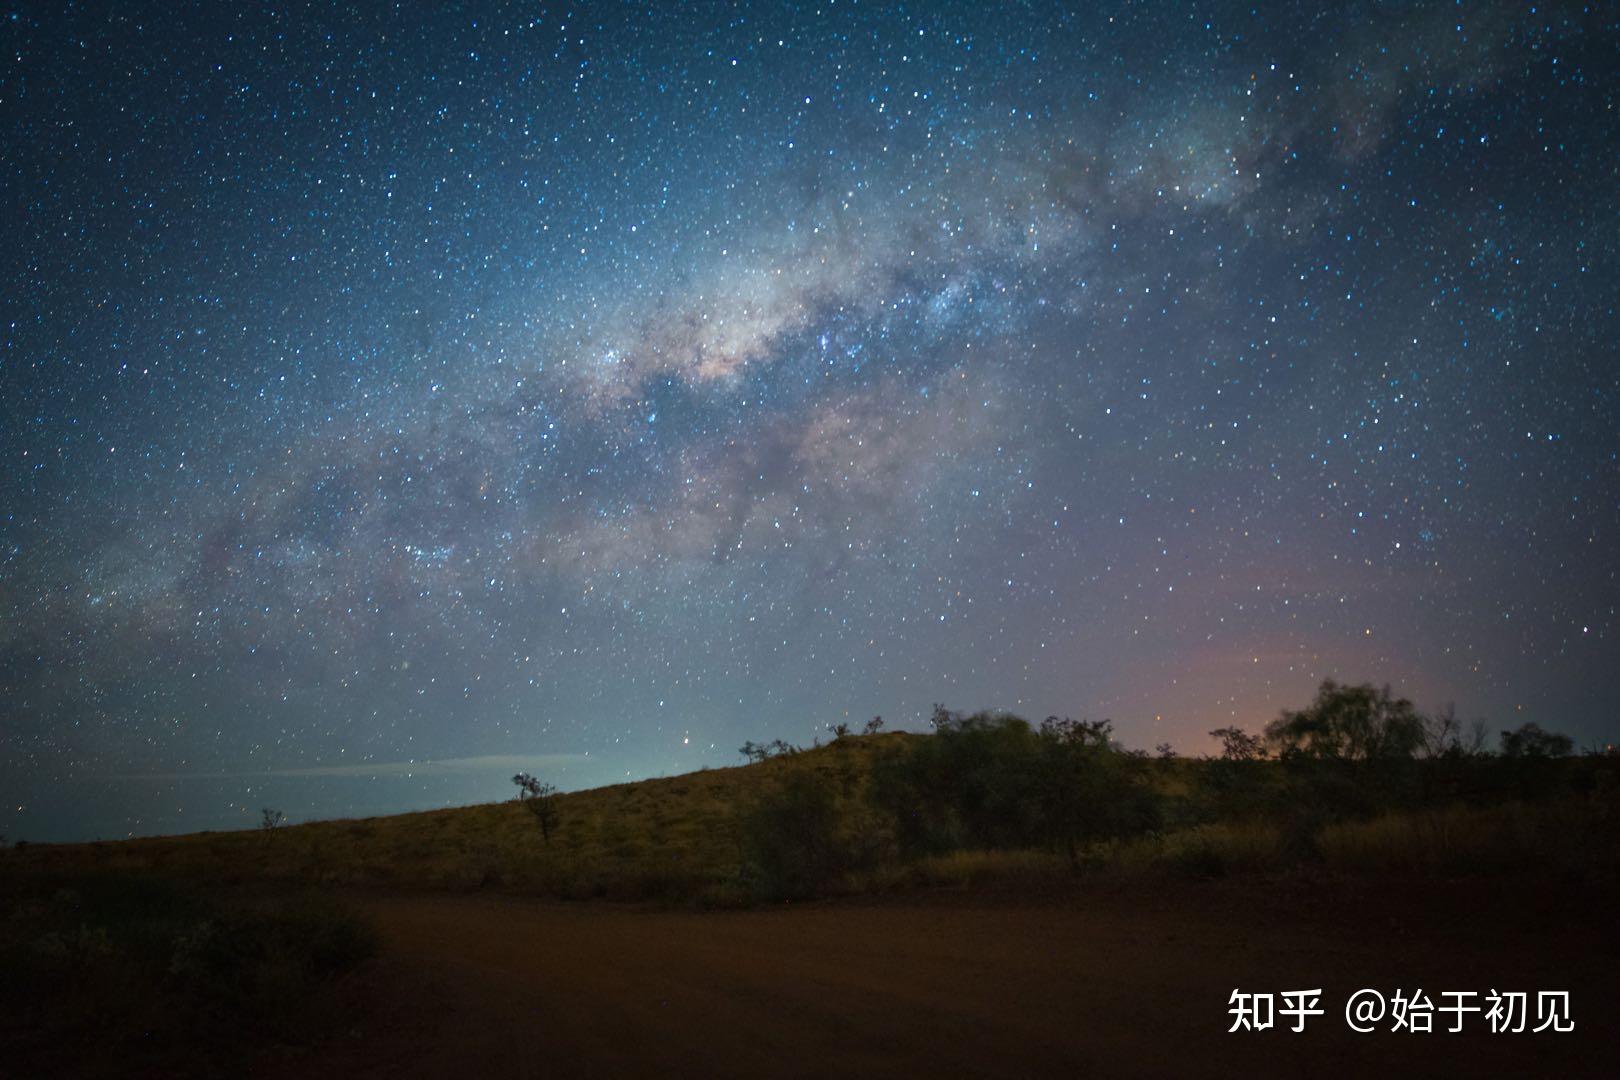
top-left (4, 733), bottom-right (916, 903)
top-left (7, 722), bottom-right (1617, 905)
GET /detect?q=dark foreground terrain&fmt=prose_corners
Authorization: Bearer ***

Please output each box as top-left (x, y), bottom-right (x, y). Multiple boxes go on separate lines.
top-left (8, 733), bottom-right (1616, 1077)
top-left (247, 875), bottom-right (1614, 1080)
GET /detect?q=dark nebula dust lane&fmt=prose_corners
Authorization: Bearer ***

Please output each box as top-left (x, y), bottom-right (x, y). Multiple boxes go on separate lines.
top-left (3, 3), bottom-right (1616, 839)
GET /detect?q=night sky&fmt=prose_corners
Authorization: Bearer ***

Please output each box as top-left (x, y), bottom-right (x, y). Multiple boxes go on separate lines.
top-left (4, 2), bottom-right (1616, 841)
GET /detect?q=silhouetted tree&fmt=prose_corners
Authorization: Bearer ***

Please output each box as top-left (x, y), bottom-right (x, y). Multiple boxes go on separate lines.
top-left (1417, 704), bottom-right (1489, 759)
top-left (862, 716), bottom-right (885, 735)
top-left (1264, 680), bottom-right (1425, 761)
top-left (1500, 722), bottom-right (1574, 758)
top-left (739, 739), bottom-right (800, 762)
top-left (260, 808), bottom-right (284, 831)
top-left (1209, 727), bottom-right (1265, 761)
top-left (512, 773), bottom-right (560, 841)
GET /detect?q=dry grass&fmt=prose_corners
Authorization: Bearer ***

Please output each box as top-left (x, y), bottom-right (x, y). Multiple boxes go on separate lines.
top-left (7, 744), bottom-right (1614, 905)
top-left (906, 848), bottom-right (1071, 887)
top-left (1100, 820), bottom-right (1287, 879)
top-left (1317, 798), bottom-right (1619, 877)
top-left (906, 799), bottom-right (1619, 886)
top-left (4, 735), bottom-right (908, 902)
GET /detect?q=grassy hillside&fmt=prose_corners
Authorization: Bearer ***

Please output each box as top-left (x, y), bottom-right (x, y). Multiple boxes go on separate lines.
top-left (3, 738), bottom-right (904, 1071)
top-left (7, 727), bottom-right (1616, 906)
top-left (4, 734), bottom-right (912, 903)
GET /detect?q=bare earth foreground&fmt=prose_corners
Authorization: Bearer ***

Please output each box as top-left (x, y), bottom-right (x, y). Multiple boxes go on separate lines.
top-left (254, 877), bottom-right (1615, 1079)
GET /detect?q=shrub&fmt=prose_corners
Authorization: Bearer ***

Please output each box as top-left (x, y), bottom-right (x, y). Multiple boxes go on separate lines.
top-left (869, 709), bottom-right (1041, 855)
top-left (738, 770), bottom-right (876, 900)
top-left (1193, 756), bottom-right (1282, 821)
top-left (738, 739), bottom-right (800, 763)
top-left (868, 710), bottom-right (1163, 865)
top-left (1035, 717), bottom-right (1163, 865)
top-left (1500, 722), bottom-right (1574, 759)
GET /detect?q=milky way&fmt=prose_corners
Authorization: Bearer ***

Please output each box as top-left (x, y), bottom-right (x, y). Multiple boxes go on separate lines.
top-left (4, 2), bottom-right (1616, 839)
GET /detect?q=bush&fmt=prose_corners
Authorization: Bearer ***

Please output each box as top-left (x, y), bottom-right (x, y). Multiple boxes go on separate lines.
top-left (868, 709), bottom-right (1164, 865)
top-left (1193, 757), bottom-right (1283, 820)
top-left (1500, 722), bottom-right (1574, 759)
top-left (869, 709), bottom-right (1043, 855)
top-left (739, 739), bottom-right (801, 763)
top-left (738, 770), bottom-right (880, 900)
top-left (1035, 717), bottom-right (1163, 865)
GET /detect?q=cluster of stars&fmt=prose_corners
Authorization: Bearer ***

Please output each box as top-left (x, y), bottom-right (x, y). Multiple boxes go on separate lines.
top-left (2, 2), bottom-right (1615, 839)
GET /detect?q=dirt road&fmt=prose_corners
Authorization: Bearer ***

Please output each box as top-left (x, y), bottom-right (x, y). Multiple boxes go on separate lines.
top-left (257, 877), bottom-right (1615, 1078)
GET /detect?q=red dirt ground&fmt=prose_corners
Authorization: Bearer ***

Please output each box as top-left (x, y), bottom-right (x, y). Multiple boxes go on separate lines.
top-left (254, 875), bottom-right (1617, 1079)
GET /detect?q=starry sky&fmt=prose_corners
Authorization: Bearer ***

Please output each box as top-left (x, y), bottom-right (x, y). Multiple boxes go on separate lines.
top-left (3, 2), bottom-right (1617, 841)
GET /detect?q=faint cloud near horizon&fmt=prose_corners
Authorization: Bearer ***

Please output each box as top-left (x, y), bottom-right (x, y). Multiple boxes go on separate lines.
top-left (122, 753), bottom-right (593, 781)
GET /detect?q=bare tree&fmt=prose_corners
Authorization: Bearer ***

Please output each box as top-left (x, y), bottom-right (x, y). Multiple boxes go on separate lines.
top-left (1417, 703), bottom-right (1488, 759)
top-left (740, 739), bottom-right (800, 762)
top-left (512, 773), bottom-right (560, 841)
